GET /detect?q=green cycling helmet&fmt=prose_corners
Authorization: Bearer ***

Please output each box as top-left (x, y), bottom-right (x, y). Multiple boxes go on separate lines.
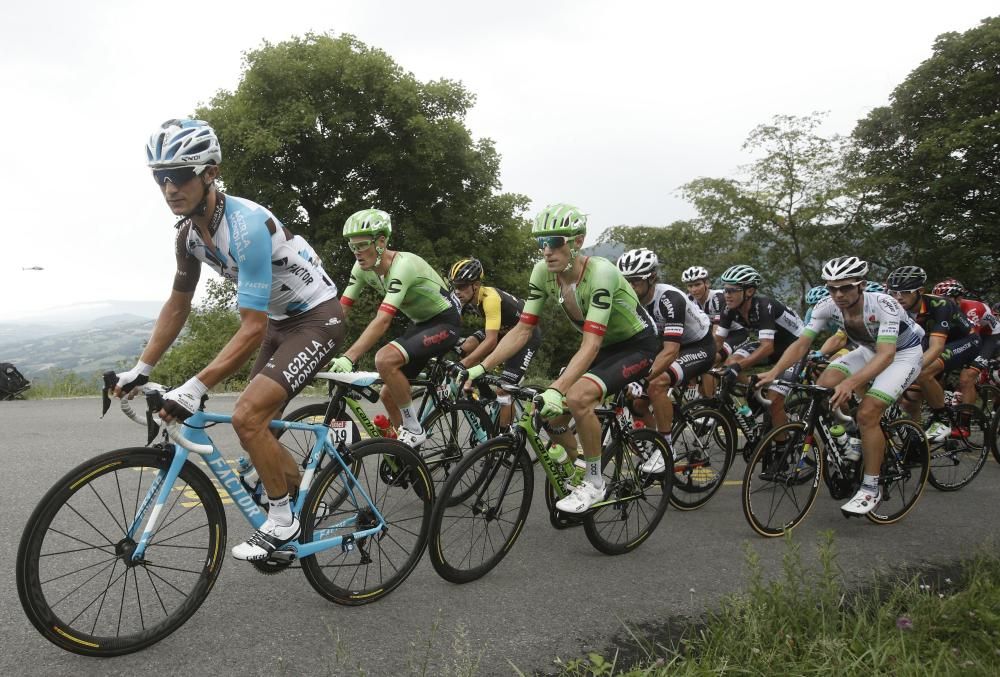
top-left (720, 264), bottom-right (763, 288)
top-left (343, 209), bottom-right (392, 240)
top-left (531, 204), bottom-right (587, 237)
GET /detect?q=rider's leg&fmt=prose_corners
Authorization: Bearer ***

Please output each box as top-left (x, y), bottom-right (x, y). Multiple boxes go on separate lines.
top-left (959, 366), bottom-right (979, 407)
top-left (375, 343), bottom-right (414, 431)
top-left (856, 396), bottom-right (888, 477)
top-left (233, 375), bottom-right (300, 499)
top-left (646, 373), bottom-right (674, 437)
top-left (565, 378), bottom-right (605, 489)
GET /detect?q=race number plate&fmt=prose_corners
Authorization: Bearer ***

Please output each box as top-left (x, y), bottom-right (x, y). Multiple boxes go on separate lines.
top-left (327, 420), bottom-right (356, 445)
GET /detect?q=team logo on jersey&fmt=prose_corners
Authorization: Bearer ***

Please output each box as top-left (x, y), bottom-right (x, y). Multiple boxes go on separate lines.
top-left (591, 289), bottom-right (611, 310)
top-left (527, 282), bottom-right (545, 302)
top-left (877, 296), bottom-right (899, 316)
top-left (386, 278), bottom-right (403, 294)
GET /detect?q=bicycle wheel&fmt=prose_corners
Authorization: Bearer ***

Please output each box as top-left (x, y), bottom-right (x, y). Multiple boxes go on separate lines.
top-left (429, 437), bottom-right (534, 583)
top-left (741, 422), bottom-right (822, 538)
top-left (300, 439), bottom-right (433, 605)
top-left (583, 429), bottom-right (671, 555)
top-left (277, 402), bottom-right (329, 466)
top-left (978, 383), bottom-right (1000, 421)
top-left (990, 407), bottom-right (1000, 464)
top-left (16, 447), bottom-right (226, 656)
top-left (669, 402), bottom-right (736, 510)
top-left (421, 401), bottom-right (493, 489)
top-left (867, 418), bottom-right (930, 524)
top-left (926, 404), bottom-right (989, 491)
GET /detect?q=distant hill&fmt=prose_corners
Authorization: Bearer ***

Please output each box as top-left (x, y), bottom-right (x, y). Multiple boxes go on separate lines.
top-left (582, 241), bottom-right (626, 261)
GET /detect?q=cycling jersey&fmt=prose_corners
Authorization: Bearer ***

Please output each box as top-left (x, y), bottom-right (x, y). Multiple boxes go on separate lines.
top-left (705, 290), bottom-right (745, 330)
top-left (910, 294), bottom-right (972, 344)
top-left (959, 299), bottom-right (998, 337)
top-left (174, 193), bottom-right (338, 320)
top-left (644, 283), bottom-right (711, 344)
top-left (466, 286), bottom-right (525, 335)
top-left (520, 256), bottom-right (653, 346)
top-left (340, 251), bottom-right (460, 323)
top-left (804, 293), bottom-right (924, 351)
top-left (716, 295), bottom-right (803, 351)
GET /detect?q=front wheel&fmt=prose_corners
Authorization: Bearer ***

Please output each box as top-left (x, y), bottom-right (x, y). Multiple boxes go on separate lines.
top-left (583, 429), bottom-right (671, 555)
top-left (669, 402), bottom-right (736, 510)
top-left (867, 418), bottom-right (929, 524)
top-left (421, 401), bottom-right (494, 490)
top-left (300, 439), bottom-right (433, 605)
top-left (16, 448), bottom-right (227, 656)
top-left (741, 422), bottom-right (822, 538)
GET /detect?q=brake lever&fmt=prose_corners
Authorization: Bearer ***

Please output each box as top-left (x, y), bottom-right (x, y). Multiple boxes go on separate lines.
top-left (101, 370), bottom-right (116, 418)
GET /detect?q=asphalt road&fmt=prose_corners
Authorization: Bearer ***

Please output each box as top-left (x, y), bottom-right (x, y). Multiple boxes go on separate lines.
top-left (3, 396), bottom-right (999, 676)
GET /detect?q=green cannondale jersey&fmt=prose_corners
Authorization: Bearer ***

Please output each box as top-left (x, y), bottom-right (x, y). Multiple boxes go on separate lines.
top-left (340, 252), bottom-right (458, 323)
top-left (519, 256), bottom-right (652, 345)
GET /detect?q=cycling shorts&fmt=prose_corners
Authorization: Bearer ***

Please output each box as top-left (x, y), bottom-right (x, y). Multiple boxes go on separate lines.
top-left (582, 333), bottom-right (662, 399)
top-left (666, 332), bottom-right (717, 386)
top-left (937, 333), bottom-right (981, 372)
top-left (732, 337), bottom-right (794, 366)
top-left (250, 297), bottom-right (346, 398)
top-left (719, 328), bottom-right (749, 359)
top-left (391, 307), bottom-right (462, 378)
top-left (827, 344), bottom-right (922, 406)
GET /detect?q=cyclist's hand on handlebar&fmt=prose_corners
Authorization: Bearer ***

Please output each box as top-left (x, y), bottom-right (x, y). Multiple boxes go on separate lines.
top-left (537, 387), bottom-right (566, 419)
top-left (720, 363), bottom-right (742, 385)
top-left (626, 381), bottom-right (644, 399)
top-left (328, 355), bottom-right (355, 373)
top-left (460, 364), bottom-right (486, 392)
top-left (159, 377), bottom-right (208, 423)
top-left (755, 369), bottom-right (778, 387)
top-left (829, 379), bottom-right (856, 410)
top-left (112, 361), bottom-right (153, 398)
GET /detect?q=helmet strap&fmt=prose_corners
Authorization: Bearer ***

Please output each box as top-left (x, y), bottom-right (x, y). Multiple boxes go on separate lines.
top-left (185, 177), bottom-right (213, 219)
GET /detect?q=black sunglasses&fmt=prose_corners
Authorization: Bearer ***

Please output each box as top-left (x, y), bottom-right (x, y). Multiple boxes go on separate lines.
top-left (536, 235), bottom-right (570, 250)
top-left (722, 287), bottom-right (745, 294)
top-left (826, 282), bottom-right (862, 294)
top-left (152, 165), bottom-right (208, 186)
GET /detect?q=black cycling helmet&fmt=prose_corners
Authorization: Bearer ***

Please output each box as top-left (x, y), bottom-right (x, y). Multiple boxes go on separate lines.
top-left (449, 258), bottom-right (484, 284)
top-left (886, 265), bottom-right (927, 292)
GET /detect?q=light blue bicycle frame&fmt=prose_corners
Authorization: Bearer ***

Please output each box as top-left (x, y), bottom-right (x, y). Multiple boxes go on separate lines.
top-left (125, 410), bottom-right (387, 561)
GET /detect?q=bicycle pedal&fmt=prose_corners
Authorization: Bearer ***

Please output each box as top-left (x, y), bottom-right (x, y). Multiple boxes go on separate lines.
top-left (269, 549), bottom-right (297, 563)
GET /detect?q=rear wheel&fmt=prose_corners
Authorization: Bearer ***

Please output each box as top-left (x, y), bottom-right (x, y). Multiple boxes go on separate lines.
top-left (926, 404), bottom-right (989, 491)
top-left (669, 402), bottom-right (735, 510)
top-left (742, 422), bottom-right (822, 538)
top-left (867, 418), bottom-right (930, 524)
top-left (429, 437), bottom-right (534, 583)
top-left (300, 439), bottom-right (433, 604)
top-left (421, 402), bottom-right (493, 491)
top-left (583, 429), bottom-right (671, 555)
top-left (16, 448), bottom-right (226, 656)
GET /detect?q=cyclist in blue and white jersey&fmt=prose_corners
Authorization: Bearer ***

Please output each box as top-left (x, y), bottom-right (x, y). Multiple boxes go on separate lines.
top-left (619, 250), bottom-right (715, 473)
top-left (113, 119), bottom-right (344, 561)
top-left (759, 256), bottom-right (924, 516)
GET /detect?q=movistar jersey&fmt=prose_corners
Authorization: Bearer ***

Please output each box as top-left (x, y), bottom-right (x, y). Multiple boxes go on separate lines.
top-left (173, 193), bottom-right (337, 320)
top-left (520, 256), bottom-right (652, 346)
top-left (645, 283), bottom-right (711, 344)
top-left (910, 294), bottom-right (973, 343)
top-left (340, 251), bottom-right (459, 323)
top-left (804, 293), bottom-right (923, 351)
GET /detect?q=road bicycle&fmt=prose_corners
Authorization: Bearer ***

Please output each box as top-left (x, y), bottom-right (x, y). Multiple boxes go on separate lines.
top-left (428, 376), bottom-right (672, 584)
top-left (741, 380), bottom-right (930, 537)
top-left (923, 399), bottom-right (989, 491)
top-left (16, 376), bottom-right (433, 656)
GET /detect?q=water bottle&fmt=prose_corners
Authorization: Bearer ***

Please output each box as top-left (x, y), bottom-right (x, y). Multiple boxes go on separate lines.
top-left (846, 437), bottom-right (862, 462)
top-left (736, 404), bottom-right (752, 418)
top-left (236, 456), bottom-right (265, 505)
top-left (829, 424), bottom-right (850, 459)
top-left (373, 414), bottom-right (397, 439)
top-left (547, 444), bottom-right (577, 480)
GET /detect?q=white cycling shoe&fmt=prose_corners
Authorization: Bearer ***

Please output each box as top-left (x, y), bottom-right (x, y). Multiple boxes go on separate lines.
top-left (232, 518), bottom-right (301, 561)
top-left (555, 480), bottom-right (607, 513)
top-left (840, 486), bottom-right (881, 516)
top-left (397, 426), bottom-right (427, 448)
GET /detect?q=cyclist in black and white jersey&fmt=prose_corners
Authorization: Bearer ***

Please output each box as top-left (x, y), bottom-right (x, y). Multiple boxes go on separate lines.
top-left (683, 265), bottom-right (747, 397)
top-left (716, 264), bottom-right (804, 435)
top-left (759, 257), bottom-right (924, 516)
top-left (619, 250), bottom-right (716, 473)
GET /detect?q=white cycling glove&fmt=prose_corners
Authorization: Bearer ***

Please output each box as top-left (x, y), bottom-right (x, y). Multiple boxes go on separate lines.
top-left (627, 382), bottom-right (644, 399)
top-left (163, 377), bottom-right (209, 421)
top-left (116, 361), bottom-right (153, 394)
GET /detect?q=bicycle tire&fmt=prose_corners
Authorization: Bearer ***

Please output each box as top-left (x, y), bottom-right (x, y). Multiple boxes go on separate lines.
top-left (990, 406), bottom-right (1000, 465)
top-left (429, 436), bottom-right (534, 583)
top-left (299, 439), bottom-right (433, 605)
top-left (926, 404), bottom-right (989, 491)
top-left (279, 402), bottom-right (362, 477)
top-left (17, 447), bottom-right (226, 656)
top-left (583, 428), bottom-right (671, 555)
top-left (867, 418), bottom-right (929, 524)
top-left (741, 422), bottom-right (822, 538)
top-left (421, 401), bottom-right (493, 491)
top-left (669, 402), bottom-right (736, 511)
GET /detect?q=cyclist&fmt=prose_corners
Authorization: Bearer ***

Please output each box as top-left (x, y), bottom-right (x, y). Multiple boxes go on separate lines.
top-left (449, 257), bottom-right (542, 425)
top-left (618, 249), bottom-right (716, 473)
top-left (114, 119), bottom-right (344, 561)
top-left (887, 266), bottom-right (978, 441)
top-left (682, 265), bottom-right (746, 396)
top-left (759, 256), bottom-right (924, 515)
top-left (931, 278), bottom-right (998, 407)
top-left (463, 204), bottom-right (660, 513)
top-left (330, 209), bottom-right (462, 447)
top-left (715, 264), bottom-right (804, 434)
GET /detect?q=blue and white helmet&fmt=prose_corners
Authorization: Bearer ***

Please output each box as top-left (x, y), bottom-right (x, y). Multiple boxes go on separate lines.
top-left (146, 119), bottom-right (221, 168)
top-left (805, 286), bottom-right (830, 305)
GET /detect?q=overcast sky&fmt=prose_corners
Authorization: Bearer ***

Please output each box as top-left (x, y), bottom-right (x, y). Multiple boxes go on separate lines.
top-left (1, 1), bottom-right (995, 321)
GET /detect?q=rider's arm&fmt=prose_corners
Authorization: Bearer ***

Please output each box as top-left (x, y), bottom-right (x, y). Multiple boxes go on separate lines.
top-left (343, 309), bottom-right (393, 364)
top-left (760, 333), bottom-right (812, 380)
top-left (550, 260), bottom-right (619, 393)
top-left (461, 288), bottom-right (502, 367)
top-left (819, 329), bottom-right (847, 355)
top-left (139, 226), bottom-right (202, 365)
top-left (551, 331), bottom-right (602, 393)
top-left (647, 288), bottom-right (686, 379)
top-left (714, 309), bottom-right (731, 354)
top-left (338, 263), bottom-right (366, 320)
top-left (480, 322), bottom-right (533, 371)
top-left (737, 338), bottom-right (774, 369)
top-left (195, 308), bottom-right (269, 388)
top-left (461, 329), bottom-right (498, 367)
top-left (922, 334), bottom-right (947, 369)
top-left (648, 340), bottom-right (681, 379)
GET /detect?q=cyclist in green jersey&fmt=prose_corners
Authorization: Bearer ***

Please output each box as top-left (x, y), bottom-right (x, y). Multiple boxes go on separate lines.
top-left (329, 209), bottom-right (461, 447)
top-left (463, 204), bottom-right (659, 513)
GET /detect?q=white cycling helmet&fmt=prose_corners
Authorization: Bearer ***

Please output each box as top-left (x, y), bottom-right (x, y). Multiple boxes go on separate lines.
top-left (821, 256), bottom-right (869, 282)
top-left (617, 248), bottom-right (659, 279)
top-left (681, 266), bottom-right (709, 283)
top-left (146, 119), bottom-right (221, 168)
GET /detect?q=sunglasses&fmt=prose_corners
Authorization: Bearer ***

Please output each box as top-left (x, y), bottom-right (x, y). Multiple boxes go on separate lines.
top-left (152, 165), bottom-right (208, 186)
top-left (537, 235), bottom-right (570, 250)
top-left (452, 282), bottom-right (474, 291)
top-left (826, 282), bottom-right (862, 294)
top-left (626, 276), bottom-right (652, 285)
top-left (889, 289), bottom-right (919, 296)
top-left (347, 239), bottom-right (376, 253)
top-left (722, 287), bottom-right (745, 294)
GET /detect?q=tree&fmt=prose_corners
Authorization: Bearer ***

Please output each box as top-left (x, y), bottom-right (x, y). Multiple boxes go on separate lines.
top-left (852, 16), bottom-right (1000, 299)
